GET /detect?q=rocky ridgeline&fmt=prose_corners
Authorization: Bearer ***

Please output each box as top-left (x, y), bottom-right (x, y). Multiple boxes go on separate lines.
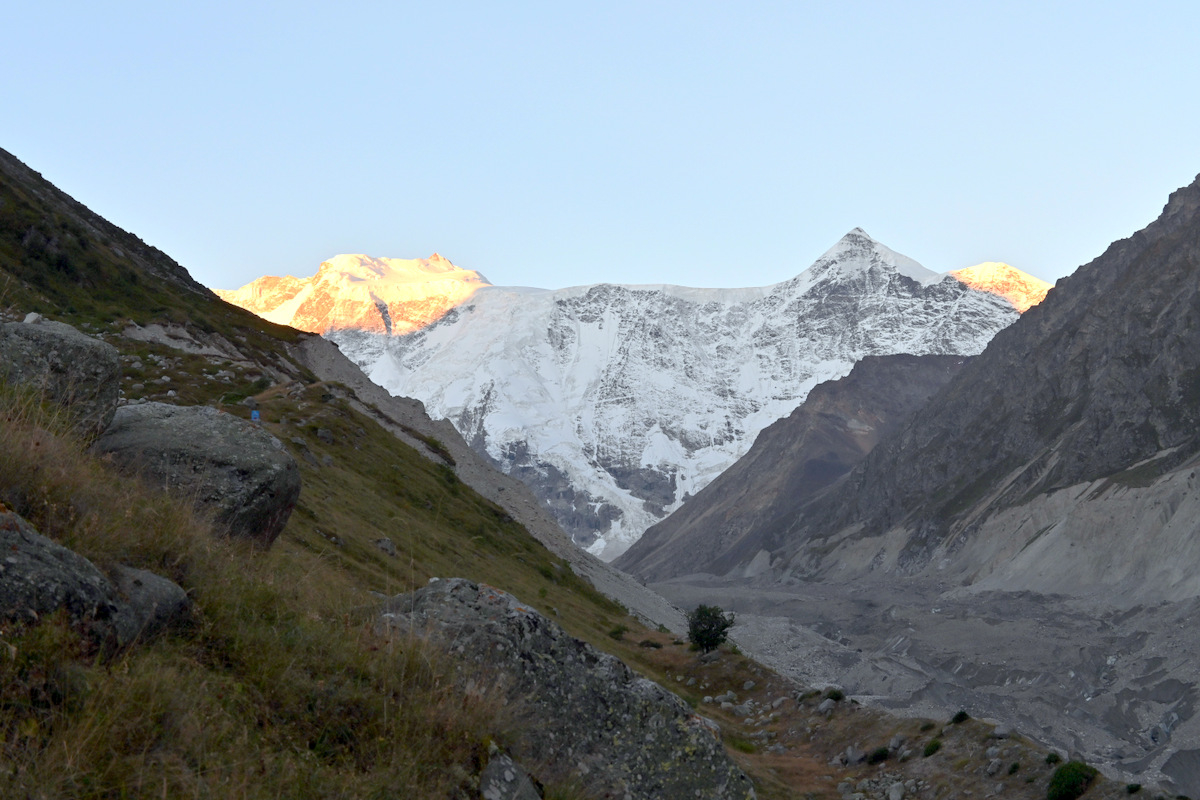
top-left (0, 314), bottom-right (300, 643)
top-left (379, 577), bottom-right (756, 799)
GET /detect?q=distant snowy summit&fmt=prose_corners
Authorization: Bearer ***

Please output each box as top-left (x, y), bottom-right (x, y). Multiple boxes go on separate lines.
top-left (949, 262), bottom-right (1051, 313)
top-left (215, 232), bottom-right (1049, 560)
top-left (214, 254), bottom-right (490, 336)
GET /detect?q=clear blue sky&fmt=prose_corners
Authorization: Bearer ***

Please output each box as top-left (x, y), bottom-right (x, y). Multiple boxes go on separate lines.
top-left (4, 2), bottom-right (1198, 290)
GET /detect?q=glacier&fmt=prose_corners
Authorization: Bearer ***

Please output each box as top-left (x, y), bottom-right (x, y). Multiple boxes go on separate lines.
top-left (316, 229), bottom-right (1033, 559)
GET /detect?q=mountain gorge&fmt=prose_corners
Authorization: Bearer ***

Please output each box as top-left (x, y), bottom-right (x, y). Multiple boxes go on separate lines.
top-left (614, 353), bottom-right (972, 582)
top-left (628, 173), bottom-right (1200, 796)
top-left (221, 233), bottom-right (1049, 559)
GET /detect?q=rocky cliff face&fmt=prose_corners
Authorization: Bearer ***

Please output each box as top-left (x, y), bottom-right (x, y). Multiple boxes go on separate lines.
top-left (241, 232), bottom-right (1036, 560)
top-left (772, 173), bottom-right (1200, 579)
top-left (615, 354), bottom-right (970, 582)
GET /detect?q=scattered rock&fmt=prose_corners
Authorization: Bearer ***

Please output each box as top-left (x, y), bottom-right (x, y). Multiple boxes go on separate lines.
top-left (316, 427), bottom-right (334, 444)
top-left (374, 538), bottom-right (397, 557)
top-left (888, 782), bottom-right (906, 800)
top-left (743, 680), bottom-right (756, 691)
top-left (990, 724), bottom-right (1012, 739)
top-left (94, 403), bottom-right (300, 545)
top-left (844, 745), bottom-right (866, 765)
top-left (0, 317), bottom-right (120, 435)
top-left (479, 750), bottom-right (541, 800)
top-left (985, 758), bottom-right (1003, 776)
top-left (378, 578), bottom-right (754, 799)
top-left (819, 698), bottom-right (837, 714)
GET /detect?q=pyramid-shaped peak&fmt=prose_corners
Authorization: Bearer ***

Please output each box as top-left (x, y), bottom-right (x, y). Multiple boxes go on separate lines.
top-left (803, 229), bottom-right (936, 284)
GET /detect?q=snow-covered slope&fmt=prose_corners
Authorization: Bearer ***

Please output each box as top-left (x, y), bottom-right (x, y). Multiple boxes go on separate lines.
top-left (288, 230), bottom-right (1032, 560)
top-left (214, 254), bottom-right (489, 335)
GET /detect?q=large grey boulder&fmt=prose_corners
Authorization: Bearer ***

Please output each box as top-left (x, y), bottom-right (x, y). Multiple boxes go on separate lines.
top-left (93, 403), bottom-right (300, 546)
top-left (0, 510), bottom-right (187, 646)
top-left (0, 316), bottom-right (120, 435)
top-left (379, 578), bottom-right (756, 800)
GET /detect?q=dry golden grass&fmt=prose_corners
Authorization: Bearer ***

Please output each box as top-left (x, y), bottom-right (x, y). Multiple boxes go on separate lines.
top-left (0, 387), bottom-right (504, 799)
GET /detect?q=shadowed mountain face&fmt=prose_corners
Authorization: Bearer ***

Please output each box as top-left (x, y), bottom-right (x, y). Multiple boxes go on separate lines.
top-left (778, 173), bottom-right (1200, 576)
top-left (615, 353), bottom-right (970, 582)
top-left (639, 174), bottom-right (1200, 795)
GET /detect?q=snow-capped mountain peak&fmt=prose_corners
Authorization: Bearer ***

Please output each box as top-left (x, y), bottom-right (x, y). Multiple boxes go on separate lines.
top-left (216, 235), bottom-right (1044, 560)
top-left (795, 228), bottom-right (940, 290)
top-left (949, 262), bottom-right (1052, 312)
top-left (215, 254), bottom-right (490, 335)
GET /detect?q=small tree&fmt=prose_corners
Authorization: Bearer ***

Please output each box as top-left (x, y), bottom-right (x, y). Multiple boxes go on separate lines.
top-left (687, 604), bottom-right (735, 653)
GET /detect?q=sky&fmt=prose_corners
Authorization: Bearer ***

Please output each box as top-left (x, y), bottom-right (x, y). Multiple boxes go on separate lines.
top-left (3, 2), bottom-right (1198, 291)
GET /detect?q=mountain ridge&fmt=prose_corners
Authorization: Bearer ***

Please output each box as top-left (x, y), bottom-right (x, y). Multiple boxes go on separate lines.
top-left (217, 230), bottom-right (1046, 559)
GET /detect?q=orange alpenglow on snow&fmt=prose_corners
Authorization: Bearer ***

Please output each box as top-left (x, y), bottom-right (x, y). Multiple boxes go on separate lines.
top-left (214, 254), bottom-right (490, 335)
top-left (949, 262), bottom-right (1052, 313)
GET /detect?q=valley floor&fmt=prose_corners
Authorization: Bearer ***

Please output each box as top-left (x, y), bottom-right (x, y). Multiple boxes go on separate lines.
top-left (650, 575), bottom-right (1200, 797)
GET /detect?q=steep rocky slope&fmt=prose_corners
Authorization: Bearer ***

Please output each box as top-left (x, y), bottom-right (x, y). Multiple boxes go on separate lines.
top-left (616, 353), bottom-right (970, 582)
top-left (773, 173), bottom-right (1200, 580)
top-left (642, 173), bottom-right (1200, 796)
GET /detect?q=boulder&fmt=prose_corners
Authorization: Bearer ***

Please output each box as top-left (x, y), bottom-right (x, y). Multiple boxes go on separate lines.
top-left (0, 317), bottom-right (120, 435)
top-left (110, 565), bottom-right (190, 644)
top-left (94, 403), bottom-right (300, 545)
top-left (379, 578), bottom-right (755, 800)
top-left (0, 510), bottom-right (187, 646)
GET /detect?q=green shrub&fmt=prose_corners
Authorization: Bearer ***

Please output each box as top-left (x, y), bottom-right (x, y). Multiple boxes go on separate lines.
top-left (1009, 762), bottom-right (1021, 775)
top-left (919, 721), bottom-right (936, 732)
top-left (638, 639), bottom-right (663, 649)
top-left (608, 624), bottom-right (629, 640)
top-left (824, 688), bottom-right (845, 702)
top-left (687, 605), bottom-right (735, 653)
top-left (923, 739), bottom-right (942, 758)
top-left (1125, 785), bottom-right (1141, 795)
top-left (1046, 752), bottom-right (1062, 765)
top-left (1047, 761), bottom-right (1098, 800)
top-left (951, 710), bottom-right (970, 724)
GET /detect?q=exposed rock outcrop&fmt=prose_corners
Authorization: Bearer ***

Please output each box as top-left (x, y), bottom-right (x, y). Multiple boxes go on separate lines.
top-left (93, 403), bottom-right (300, 545)
top-left (0, 315), bottom-right (120, 435)
top-left (378, 578), bottom-right (755, 799)
top-left (0, 510), bottom-right (187, 646)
